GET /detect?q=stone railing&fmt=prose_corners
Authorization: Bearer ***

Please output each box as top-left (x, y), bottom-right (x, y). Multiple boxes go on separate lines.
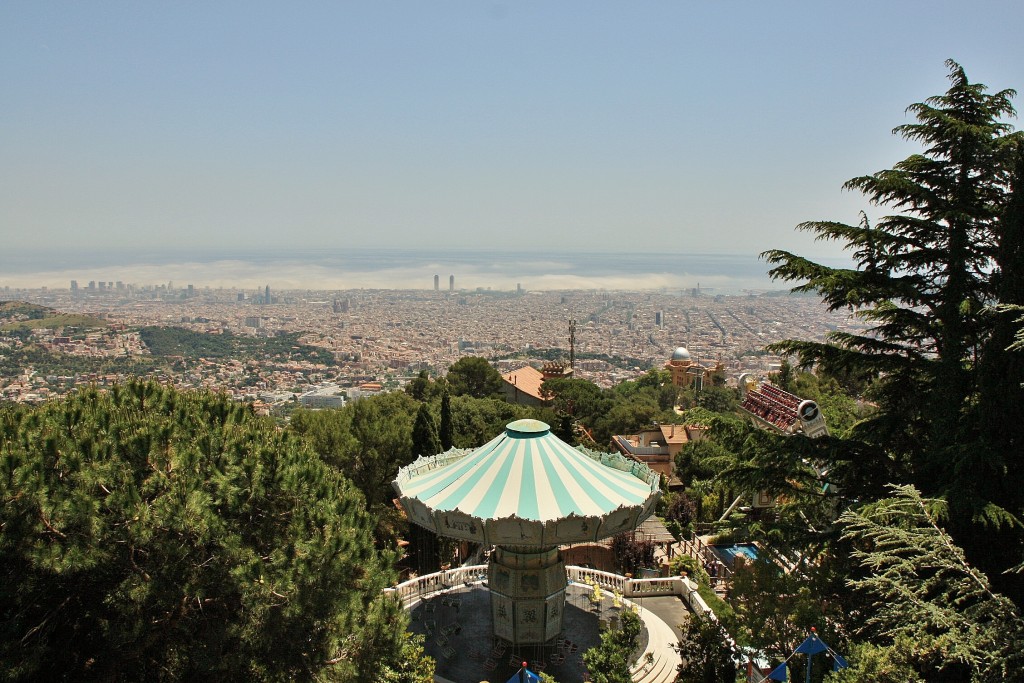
top-left (566, 566), bottom-right (630, 594)
top-left (384, 564), bottom-right (488, 606)
top-left (626, 576), bottom-right (684, 598)
top-left (678, 576), bottom-right (714, 618)
top-left (386, 564), bottom-right (710, 609)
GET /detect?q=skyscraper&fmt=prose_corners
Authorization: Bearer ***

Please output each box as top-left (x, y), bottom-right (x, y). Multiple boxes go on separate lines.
top-left (434, 274), bottom-right (439, 291)
top-left (265, 285), bottom-right (271, 305)
top-left (449, 274), bottom-right (455, 292)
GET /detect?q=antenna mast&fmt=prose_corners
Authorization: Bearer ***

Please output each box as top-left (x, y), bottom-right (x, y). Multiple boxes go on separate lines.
top-left (569, 318), bottom-right (577, 373)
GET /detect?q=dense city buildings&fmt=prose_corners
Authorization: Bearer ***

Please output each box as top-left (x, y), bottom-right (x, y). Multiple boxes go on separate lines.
top-left (0, 283), bottom-right (863, 407)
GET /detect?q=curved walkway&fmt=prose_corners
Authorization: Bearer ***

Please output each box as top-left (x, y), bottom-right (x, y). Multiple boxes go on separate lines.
top-left (394, 567), bottom-right (694, 683)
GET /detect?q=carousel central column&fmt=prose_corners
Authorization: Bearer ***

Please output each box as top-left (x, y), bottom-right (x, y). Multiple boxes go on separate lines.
top-left (488, 545), bottom-right (566, 644)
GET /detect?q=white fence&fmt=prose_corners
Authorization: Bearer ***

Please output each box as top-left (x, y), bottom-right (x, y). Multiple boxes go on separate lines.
top-left (384, 564), bottom-right (489, 605)
top-left (385, 564), bottom-right (713, 618)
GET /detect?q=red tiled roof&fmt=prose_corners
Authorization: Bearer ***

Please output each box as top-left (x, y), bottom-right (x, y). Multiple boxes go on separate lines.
top-left (502, 366), bottom-right (546, 400)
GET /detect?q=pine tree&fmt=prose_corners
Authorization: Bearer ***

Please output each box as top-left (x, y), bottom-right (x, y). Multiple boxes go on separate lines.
top-left (439, 389), bottom-right (453, 451)
top-left (762, 60), bottom-right (1023, 524)
top-left (840, 485), bottom-right (1024, 682)
top-left (976, 144), bottom-right (1024, 508)
top-left (411, 403), bottom-right (442, 457)
top-left (0, 382), bottom-right (408, 682)
top-left (445, 356), bottom-right (504, 398)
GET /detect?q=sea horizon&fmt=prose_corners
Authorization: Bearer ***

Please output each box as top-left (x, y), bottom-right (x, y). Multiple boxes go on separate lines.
top-left (1, 247), bottom-right (851, 294)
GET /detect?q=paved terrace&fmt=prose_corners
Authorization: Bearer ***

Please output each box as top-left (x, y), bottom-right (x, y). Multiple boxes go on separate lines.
top-left (386, 565), bottom-right (713, 683)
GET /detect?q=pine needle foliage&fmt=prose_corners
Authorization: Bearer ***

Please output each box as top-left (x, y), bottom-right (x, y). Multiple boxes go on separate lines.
top-left (411, 403), bottom-right (442, 458)
top-left (840, 485), bottom-right (1024, 681)
top-left (762, 60), bottom-right (1023, 483)
top-left (760, 60), bottom-right (1024, 599)
top-left (0, 381), bottom-right (407, 682)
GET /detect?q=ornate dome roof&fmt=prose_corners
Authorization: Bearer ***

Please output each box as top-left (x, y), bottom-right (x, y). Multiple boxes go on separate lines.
top-left (671, 346), bottom-right (691, 361)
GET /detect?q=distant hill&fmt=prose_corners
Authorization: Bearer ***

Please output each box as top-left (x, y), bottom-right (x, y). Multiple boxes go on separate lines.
top-left (0, 301), bottom-right (52, 319)
top-left (0, 301), bottom-right (108, 331)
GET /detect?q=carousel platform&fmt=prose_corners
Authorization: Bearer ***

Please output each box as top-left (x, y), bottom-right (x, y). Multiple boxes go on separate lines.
top-left (407, 582), bottom-right (685, 683)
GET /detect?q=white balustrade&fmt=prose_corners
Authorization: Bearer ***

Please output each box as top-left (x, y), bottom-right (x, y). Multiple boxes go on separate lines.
top-left (386, 564), bottom-right (692, 608)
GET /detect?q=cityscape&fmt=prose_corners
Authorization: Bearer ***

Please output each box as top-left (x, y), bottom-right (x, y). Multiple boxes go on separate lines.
top-left (0, 277), bottom-right (861, 406)
top-left (5, 2), bottom-right (1021, 677)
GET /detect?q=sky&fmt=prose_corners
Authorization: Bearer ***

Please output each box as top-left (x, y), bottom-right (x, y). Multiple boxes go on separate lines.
top-left (3, 2), bottom-right (1024, 261)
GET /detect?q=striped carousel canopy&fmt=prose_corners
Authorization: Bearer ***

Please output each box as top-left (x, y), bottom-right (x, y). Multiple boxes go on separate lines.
top-left (393, 419), bottom-right (661, 546)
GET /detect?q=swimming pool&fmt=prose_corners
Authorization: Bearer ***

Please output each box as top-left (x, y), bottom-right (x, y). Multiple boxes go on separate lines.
top-left (710, 543), bottom-right (759, 567)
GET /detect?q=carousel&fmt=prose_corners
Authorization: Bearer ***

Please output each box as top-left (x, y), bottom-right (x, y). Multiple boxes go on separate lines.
top-left (393, 419), bottom-right (661, 645)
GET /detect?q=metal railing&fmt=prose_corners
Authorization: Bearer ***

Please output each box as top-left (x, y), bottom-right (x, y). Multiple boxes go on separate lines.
top-left (677, 535), bottom-right (732, 590)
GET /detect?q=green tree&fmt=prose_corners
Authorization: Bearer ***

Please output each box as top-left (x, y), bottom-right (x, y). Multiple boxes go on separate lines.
top-left (675, 614), bottom-right (737, 683)
top-left (824, 638), bottom-right (924, 683)
top-left (445, 356), bottom-right (505, 399)
top-left (411, 403), bottom-right (442, 457)
top-left (612, 369), bottom-right (678, 411)
top-left (289, 392), bottom-right (418, 510)
top-left (0, 382), bottom-right (402, 682)
top-left (766, 61), bottom-right (1018, 409)
top-left (582, 609), bottom-right (642, 683)
top-left (404, 369), bottom-right (434, 402)
top-left (438, 389), bottom-right (454, 450)
top-left (975, 144), bottom-right (1024, 513)
top-left (839, 485), bottom-right (1024, 682)
top-left (540, 377), bottom-right (611, 426)
top-left (447, 395), bottom-right (531, 448)
top-left (551, 411), bottom-right (576, 445)
top-left (771, 359), bottom-right (794, 392)
top-left (694, 385), bottom-right (737, 414)
top-left (722, 557), bottom-right (845, 669)
top-left (353, 596), bottom-right (435, 683)
top-left (761, 60), bottom-right (1024, 591)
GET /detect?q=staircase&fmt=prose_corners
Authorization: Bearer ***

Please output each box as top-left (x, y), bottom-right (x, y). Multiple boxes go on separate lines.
top-left (629, 604), bottom-right (681, 683)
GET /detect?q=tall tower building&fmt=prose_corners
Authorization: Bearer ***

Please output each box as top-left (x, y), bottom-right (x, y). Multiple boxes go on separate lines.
top-left (70, 280), bottom-right (78, 292)
top-left (265, 285), bottom-right (271, 305)
top-left (434, 274), bottom-right (440, 291)
top-left (449, 274), bottom-right (455, 292)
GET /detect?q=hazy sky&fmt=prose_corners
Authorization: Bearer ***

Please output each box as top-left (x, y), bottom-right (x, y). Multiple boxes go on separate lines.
top-left (3, 2), bottom-right (1023, 260)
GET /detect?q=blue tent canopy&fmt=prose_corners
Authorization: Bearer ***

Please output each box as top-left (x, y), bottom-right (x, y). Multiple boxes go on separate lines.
top-left (794, 634), bottom-right (827, 655)
top-left (505, 666), bottom-right (542, 683)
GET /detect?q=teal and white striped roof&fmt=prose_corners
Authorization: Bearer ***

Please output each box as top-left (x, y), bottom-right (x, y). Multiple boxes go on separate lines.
top-left (393, 419), bottom-right (661, 546)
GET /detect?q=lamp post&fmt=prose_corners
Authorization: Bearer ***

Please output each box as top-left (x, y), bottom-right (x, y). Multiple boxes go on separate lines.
top-left (624, 572), bottom-right (633, 617)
